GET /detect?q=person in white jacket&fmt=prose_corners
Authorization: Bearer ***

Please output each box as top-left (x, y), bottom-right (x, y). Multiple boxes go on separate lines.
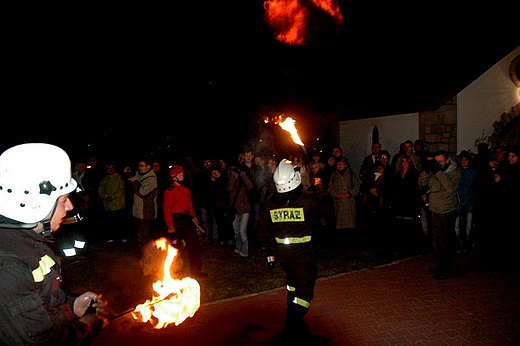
top-left (128, 160), bottom-right (158, 247)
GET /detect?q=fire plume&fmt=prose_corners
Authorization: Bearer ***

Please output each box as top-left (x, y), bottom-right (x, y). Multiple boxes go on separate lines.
top-left (264, 0), bottom-right (343, 46)
top-left (265, 115), bottom-right (305, 147)
top-left (264, 0), bottom-right (307, 45)
top-left (131, 238), bottom-right (200, 328)
top-left (311, 0), bottom-right (343, 25)
top-left (277, 116), bottom-right (305, 147)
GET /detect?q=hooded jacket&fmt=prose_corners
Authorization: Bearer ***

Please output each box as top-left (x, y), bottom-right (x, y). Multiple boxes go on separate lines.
top-left (420, 160), bottom-right (461, 214)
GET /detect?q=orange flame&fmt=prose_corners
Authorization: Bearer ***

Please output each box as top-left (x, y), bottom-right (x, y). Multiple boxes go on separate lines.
top-left (266, 115), bottom-right (305, 147)
top-left (264, 0), bottom-right (343, 45)
top-left (131, 238), bottom-right (200, 328)
top-left (277, 116), bottom-right (305, 147)
top-left (310, 0), bottom-right (343, 26)
top-left (264, 0), bottom-right (307, 45)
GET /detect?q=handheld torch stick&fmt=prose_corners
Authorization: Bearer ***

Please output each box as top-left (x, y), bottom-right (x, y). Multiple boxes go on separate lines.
top-left (108, 293), bottom-right (176, 321)
top-left (108, 307), bottom-right (137, 321)
top-left (192, 219), bottom-right (206, 235)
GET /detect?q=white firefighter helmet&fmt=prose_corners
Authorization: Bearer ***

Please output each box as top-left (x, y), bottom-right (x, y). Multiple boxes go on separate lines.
top-left (273, 159), bottom-right (301, 193)
top-left (0, 143), bottom-right (77, 224)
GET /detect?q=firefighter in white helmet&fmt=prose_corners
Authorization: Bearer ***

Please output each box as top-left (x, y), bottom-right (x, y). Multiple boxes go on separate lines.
top-left (0, 143), bottom-right (110, 344)
top-left (262, 159), bottom-right (326, 337)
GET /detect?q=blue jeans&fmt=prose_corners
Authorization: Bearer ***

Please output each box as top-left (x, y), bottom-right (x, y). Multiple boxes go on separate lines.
top-left (455, 206), bottom-right (473, 245)
top-left (233, 213), bottom-right (249, 257)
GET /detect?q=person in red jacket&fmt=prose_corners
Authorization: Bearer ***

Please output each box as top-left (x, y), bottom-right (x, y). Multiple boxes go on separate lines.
top-left (163, 165), bottom-right (207, 278)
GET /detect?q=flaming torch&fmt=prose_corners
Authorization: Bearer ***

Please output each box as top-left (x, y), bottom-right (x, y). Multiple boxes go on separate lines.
top-left (266, 114), bottom-right (307, 155)
top-left (264, 0), bottom-right (344, 46)
top-left (129, 238), bottom-right (201, 328)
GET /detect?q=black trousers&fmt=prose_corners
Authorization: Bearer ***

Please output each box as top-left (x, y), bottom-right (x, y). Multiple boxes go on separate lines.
top-left (169, 213), bottom-right (202, 275)
top-left (277, 243), bottom-right (317, 321)
top-left (431, 210), bottom-right (458, 272)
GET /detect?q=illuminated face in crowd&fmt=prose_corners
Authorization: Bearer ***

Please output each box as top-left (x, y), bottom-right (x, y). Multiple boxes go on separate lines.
top-left (244, 151), bottom-right (254, 165)
top-left (372, 143), bottom-right (381, 155)
top-left (404, 142), bottom-right (414, 156)
top-left (494, 147), bottom-right (506, 161)
top-left (211, 170), bottom-right (221, 180)
top-left (138, 162), bottom-right (150, 174)
top-left (400, 157), bottom-right (412, 171)
top-left (336, 160), bottom-right (347, 171)
top-left (106, 164), bottom-right (116, 175)
top-left (174, 172), bottom-right (185, 182)
top-left (460, 157), bottom-right (470, 168)
top-left (435, 154), bottom-right (449, 169)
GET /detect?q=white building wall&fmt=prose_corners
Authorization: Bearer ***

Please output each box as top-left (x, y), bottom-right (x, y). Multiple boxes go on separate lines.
top-left (339, 113), bottom-right (418, 175)
top-left (457, 46), bottom-right (520, 153)
top-left (339, 46), bottom-right (520, 172)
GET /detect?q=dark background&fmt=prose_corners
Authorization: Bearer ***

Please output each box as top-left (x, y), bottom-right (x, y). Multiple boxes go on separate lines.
top-left (3, 1), bottom-right (518, 163)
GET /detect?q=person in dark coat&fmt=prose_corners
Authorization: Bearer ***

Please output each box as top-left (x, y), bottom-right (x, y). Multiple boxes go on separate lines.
top-left (359, 143), bottom-right (382, 183)
top-left (391, 156), bottom-right (422, 250)
top-left (360, 164), bottom-right (393, 245)
top-left (0, 143), bottom-right (110, 345)
top-left (455, 151), bottom-right (477, 250)
top-left (262, 160), bottom-right (327, 338)
top-left (491, 146), bottom-right (520, 275)
top-left (208, 166), bottom-right (234, 244)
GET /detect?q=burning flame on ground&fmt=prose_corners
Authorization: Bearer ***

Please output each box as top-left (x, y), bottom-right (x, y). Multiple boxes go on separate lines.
top-left (131, 238), bottom-right (200, 329)
top-left (264, 115), bottom-right (305, 147)
top-left (264, 0), bottom-right (343, 45)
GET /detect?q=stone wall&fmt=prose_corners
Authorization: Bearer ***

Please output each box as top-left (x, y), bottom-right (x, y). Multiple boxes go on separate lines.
top-left (488, 102), bottom-right (520, 147)
top-left (419, 96), bottom-right (457, 157)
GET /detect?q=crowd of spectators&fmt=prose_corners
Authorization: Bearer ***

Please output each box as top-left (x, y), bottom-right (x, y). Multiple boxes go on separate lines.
top-left (63, 140), bottom-right (519, 275)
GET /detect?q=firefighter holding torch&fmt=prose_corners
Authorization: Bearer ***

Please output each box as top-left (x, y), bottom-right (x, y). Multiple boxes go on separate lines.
top-left (0, 143), bottom-right (110, 345)
top-left (262, 159), bottom-right (326, 338)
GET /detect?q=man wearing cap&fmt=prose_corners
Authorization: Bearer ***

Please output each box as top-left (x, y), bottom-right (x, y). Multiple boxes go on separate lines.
top-left (262, 159), bottom-right (326, 338)
top-left (163, 165), bottom-right (206, 278)
top-left (0, 143), bottom-right (110, 344)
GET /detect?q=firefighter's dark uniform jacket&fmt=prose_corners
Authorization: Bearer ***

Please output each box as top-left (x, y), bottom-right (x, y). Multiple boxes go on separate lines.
top-left (0, 227), bottom-right (95, 345)
top-left (263, 187), bottom-right (324, 320)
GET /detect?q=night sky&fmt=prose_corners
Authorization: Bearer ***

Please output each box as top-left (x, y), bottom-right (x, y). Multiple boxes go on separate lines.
top-left (3, 2), bottom-right (518, 163)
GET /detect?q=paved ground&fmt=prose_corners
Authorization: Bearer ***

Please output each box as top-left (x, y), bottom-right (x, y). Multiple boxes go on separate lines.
top-left (93, 254), bottom-right (520, 345)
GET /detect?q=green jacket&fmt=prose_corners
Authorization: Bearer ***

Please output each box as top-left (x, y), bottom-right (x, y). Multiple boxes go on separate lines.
top-left (98, 173), bottom-right (126, 211)
top-left (420, 160), bottom-right (461, 214)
